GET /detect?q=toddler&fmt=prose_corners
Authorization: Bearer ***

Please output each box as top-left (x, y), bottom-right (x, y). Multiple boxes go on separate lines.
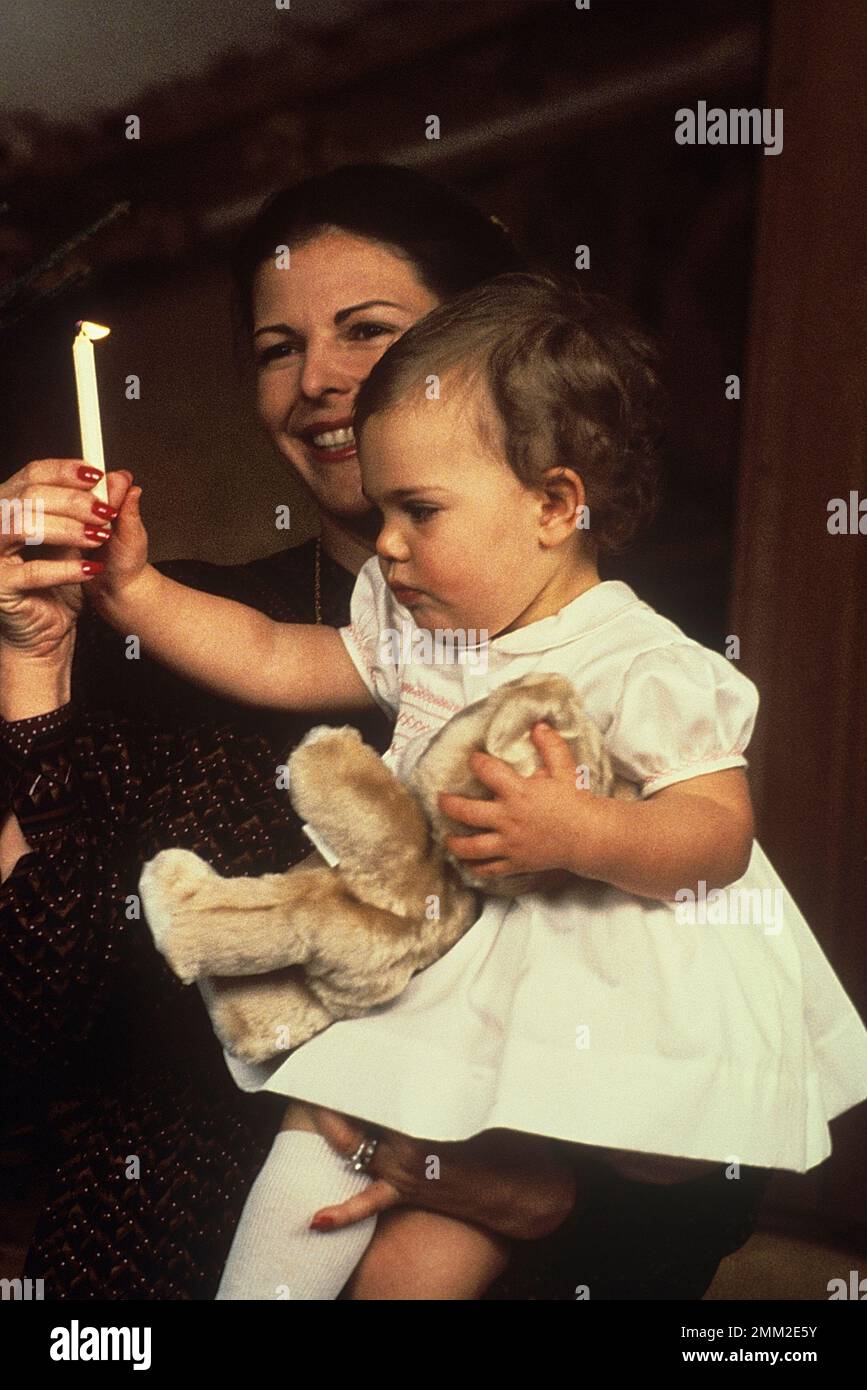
top-left (90, 273), bottom-right (867, 1299)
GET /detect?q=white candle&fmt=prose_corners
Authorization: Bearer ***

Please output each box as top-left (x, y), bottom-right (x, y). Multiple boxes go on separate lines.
top-left (73, 320), bottom-right (111, 504)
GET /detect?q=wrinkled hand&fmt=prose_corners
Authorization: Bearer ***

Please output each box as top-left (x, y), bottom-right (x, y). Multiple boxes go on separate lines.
top-left (0, 458), bottom-right (134, 658)
top-left (306, 1105), bottom-right (577, 1241)
top-left (438, 722), bottom-right (605, 880)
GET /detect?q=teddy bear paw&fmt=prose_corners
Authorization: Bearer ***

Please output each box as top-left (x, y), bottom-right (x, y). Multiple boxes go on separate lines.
top-left (288, 726), bottom-right (365, 815)
top-left (296, 724), bottom-right (362, 751)
top-left (139, 848), bottom-right (214, 982)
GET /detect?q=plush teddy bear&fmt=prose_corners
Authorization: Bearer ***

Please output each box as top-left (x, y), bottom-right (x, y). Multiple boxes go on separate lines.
top-left (139, 673), bottom-right (636, 1064)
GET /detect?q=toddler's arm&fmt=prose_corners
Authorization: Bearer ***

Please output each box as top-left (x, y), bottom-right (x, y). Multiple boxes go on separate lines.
top-left (442, 735), bottom-right (755, 903)
top-left (574, 767), bottom-right (755, 900)
top-left (93, 562), bottom-right (375, 714)
top-left (83, 476), bottom-right (376, 712)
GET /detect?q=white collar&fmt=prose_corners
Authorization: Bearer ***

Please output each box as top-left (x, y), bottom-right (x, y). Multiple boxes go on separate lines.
top-left (486, 579), bottom-right (644, 655)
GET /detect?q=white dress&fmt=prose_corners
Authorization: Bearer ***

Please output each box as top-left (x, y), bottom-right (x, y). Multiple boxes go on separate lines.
top-left (223, 561), bottom-right (867, 1174)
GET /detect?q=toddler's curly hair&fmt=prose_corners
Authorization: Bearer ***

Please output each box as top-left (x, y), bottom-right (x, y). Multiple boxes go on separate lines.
top-left (353, 271), bottom-right (666, 554)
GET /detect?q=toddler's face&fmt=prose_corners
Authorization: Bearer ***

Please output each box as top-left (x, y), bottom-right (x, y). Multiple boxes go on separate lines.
top-left (359, 391), bottom-right (555, 638)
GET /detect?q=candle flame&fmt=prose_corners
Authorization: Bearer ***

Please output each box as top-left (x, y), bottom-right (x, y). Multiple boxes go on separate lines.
top-left (75, 320), bottom-right (111, 340)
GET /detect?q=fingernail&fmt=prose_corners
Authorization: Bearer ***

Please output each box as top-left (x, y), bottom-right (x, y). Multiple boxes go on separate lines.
top-left (77, 465), bottom-right (104, 483)
top-left (81, 561), bottom-right (105, 576)
top-left (310, 1215), bottom-right (335, 1231)
top-left (92, 501), bottom-right (119, 519)
top-left (83, 526), bottom-right (111, 542)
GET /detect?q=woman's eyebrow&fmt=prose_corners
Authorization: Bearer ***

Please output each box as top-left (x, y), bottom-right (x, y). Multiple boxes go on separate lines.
top-left (334, 300), bottom-right (407, 324)
top-left (253, 301), bottom-right (408, 339)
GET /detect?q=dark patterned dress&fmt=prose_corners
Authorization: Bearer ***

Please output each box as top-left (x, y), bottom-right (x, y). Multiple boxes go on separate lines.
top-left (0, 537), bottom-right (769, 1299)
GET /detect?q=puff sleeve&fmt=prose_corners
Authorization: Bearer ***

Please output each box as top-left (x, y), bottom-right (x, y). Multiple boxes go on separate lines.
top-left (338, 556), bottom-right (403, 718)
top-left (605, 643), bottom-right (759, 798)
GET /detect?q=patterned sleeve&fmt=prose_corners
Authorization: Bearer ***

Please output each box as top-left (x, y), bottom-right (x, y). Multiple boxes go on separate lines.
top-left (0, 703), bottom-right (122, 1081)
top-left (605, 643), bottom-right (760, 798)
top-left (337, 556), bottom-right (403, 718)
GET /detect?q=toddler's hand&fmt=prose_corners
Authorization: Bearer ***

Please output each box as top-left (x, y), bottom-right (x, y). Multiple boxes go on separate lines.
top-left (438, 722), bottom-right (606, 881)
top-left (86, 474), bottom-right (150, 606)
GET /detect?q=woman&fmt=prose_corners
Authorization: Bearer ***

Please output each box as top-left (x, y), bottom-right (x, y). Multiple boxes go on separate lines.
top-left (0, 163), bottom-right (768, 1298)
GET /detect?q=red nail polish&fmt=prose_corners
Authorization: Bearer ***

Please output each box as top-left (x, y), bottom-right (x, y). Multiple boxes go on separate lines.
top-left (81, 561), bottom-right (105, 576)
top-left (310, 1215), bottom-right (335, 1231)
top-left (77, 465), bottom-right (104, 483)
top-left (92, 501), bottom-right (119, 519)
top-left (83, 526), bottom-right (111, 542)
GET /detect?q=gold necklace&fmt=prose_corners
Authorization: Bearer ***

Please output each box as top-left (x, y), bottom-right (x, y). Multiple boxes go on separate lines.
top-left (314, 535), bottom-right (322, 623)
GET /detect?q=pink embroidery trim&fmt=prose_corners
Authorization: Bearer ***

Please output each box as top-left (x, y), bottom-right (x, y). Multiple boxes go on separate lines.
top-left (398, 681), bottom-right (463, 714)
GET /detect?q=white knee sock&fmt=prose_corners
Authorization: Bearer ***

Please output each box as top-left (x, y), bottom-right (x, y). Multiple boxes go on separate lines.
top-left (216, 1130), bottom-right (377, 1301)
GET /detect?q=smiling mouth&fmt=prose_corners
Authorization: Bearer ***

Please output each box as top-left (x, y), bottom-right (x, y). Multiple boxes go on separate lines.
top-left (304, 425), bottom-right (356, 456)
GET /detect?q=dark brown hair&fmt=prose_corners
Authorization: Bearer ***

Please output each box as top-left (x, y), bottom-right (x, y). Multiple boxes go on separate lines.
top-left (229, 162), bottom-right (529, 342)
top-left (353, 271), bottom-right (665, 554)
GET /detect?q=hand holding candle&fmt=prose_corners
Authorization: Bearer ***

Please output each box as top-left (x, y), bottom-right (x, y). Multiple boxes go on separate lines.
top-left (73, 320), bottom-right (110, 504)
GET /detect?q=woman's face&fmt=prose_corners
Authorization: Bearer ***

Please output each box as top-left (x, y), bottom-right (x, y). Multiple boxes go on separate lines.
top-left (252, 230), bottom-right (441, 522)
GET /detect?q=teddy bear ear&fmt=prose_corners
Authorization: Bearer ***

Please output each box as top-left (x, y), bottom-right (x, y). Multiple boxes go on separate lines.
top-left (483, 673), bottom-right (580, 759)
top-left (483, 674), bottom-right (617, 795)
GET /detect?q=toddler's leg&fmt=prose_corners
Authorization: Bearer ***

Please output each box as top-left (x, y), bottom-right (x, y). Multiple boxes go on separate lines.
top-left (343, 1207), bottom-right (511, 1301)
top-left (216, 1130), bottom-right (377, 1300)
